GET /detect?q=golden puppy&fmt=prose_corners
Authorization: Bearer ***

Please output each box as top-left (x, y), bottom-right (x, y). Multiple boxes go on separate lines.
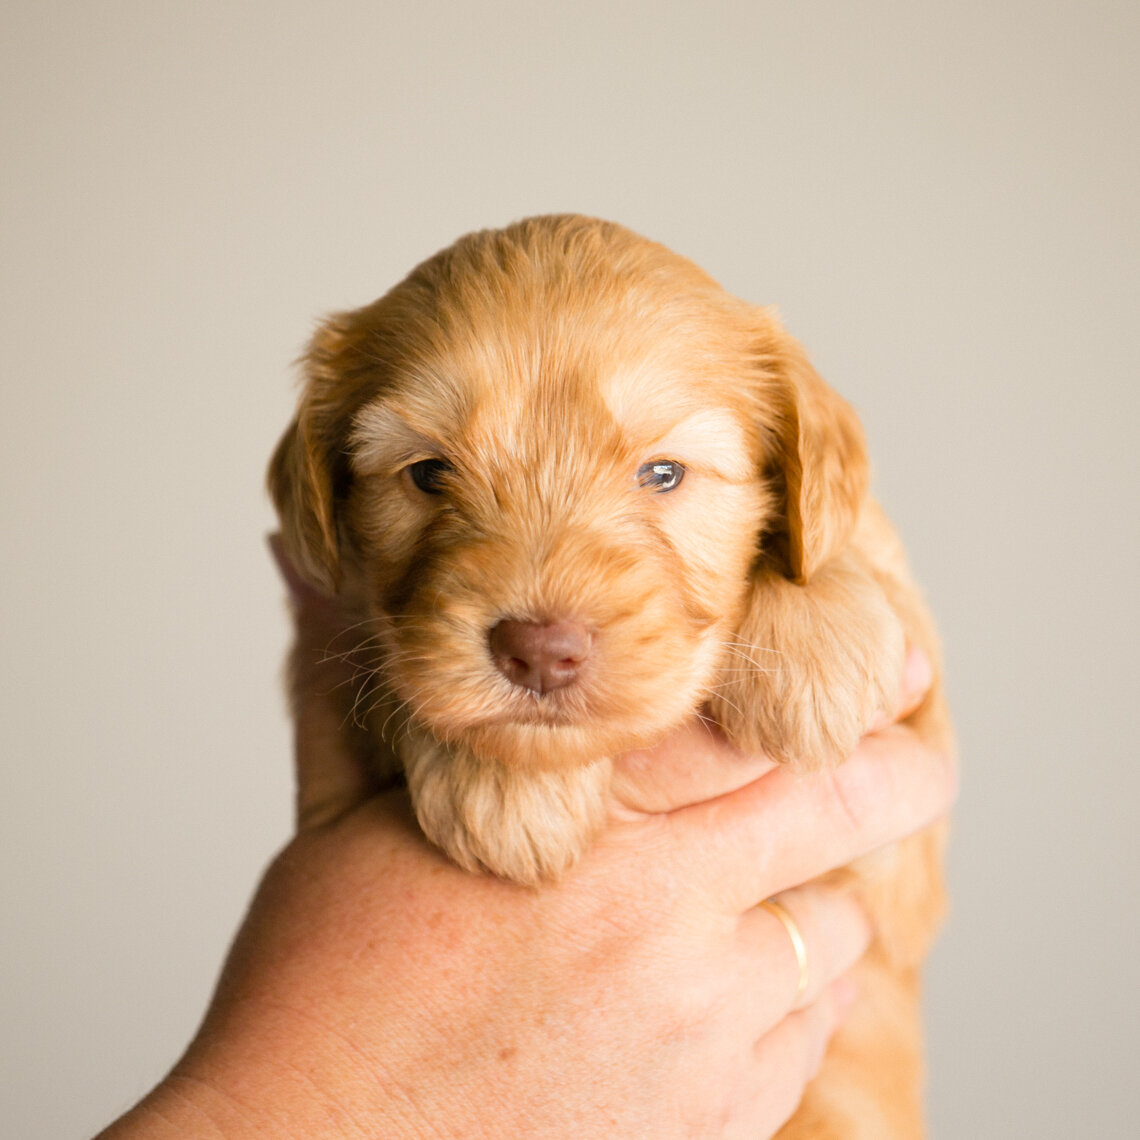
top-left (269, 214), bottom-right (949, 1138)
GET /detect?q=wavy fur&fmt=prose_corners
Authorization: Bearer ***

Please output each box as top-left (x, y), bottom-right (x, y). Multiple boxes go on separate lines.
top-left (269, 215), bottom-right (950, 1139)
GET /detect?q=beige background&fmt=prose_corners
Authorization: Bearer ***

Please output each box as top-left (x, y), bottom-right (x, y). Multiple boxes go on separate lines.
top-left (3, 3), bottom-right (1137, 1137)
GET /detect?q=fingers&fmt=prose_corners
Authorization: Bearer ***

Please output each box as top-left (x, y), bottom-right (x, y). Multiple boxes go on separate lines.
top-left (670, 723), bottom-right (957, 912)
top-left (268, 534), bottom-right (381, 830)
top-left (675, 891), bottom-right (863, 1139)
top-left (611, 647), bottom-right (935, 819)
top-left (748, 976), bottom-right (858, 1132)
top-left (609, 719), bottom-right (777, 816)
top-left (865, 645), bottom-right (934, 734)
top-left (749, 887), bottom-right (869, 1011)
top-left (721, 884), bottom-right (869, 1042)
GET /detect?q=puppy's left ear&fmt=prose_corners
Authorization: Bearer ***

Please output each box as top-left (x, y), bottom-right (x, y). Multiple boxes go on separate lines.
top-left (713, 312), bottom-right (896, 765)
top-left (760, 311), bottom-right (870, 583)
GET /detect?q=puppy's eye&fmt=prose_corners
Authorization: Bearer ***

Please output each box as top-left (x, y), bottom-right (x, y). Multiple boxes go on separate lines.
top-left (407, 458), bottom-right (453, 495)
top-left (637, 460), bottom-right (685, 493)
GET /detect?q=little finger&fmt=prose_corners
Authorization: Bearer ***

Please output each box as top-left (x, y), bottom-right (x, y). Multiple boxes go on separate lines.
top-left (747, 977), bottom-right (859, 1135)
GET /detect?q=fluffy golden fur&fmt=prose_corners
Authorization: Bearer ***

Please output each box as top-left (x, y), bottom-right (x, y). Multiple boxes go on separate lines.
top-left (269, 214), bottom-right (950, 1138)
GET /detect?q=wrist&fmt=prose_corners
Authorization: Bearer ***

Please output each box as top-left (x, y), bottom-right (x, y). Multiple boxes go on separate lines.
top-left (96, 1005), bottom-right (431, 1140)
top-left (95, 1073), bottom-right (258, 1140)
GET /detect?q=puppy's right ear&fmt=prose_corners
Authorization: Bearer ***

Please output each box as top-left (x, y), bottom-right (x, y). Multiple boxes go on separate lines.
top-left (268, 418), bottom-right (339, 593)
top-left (267, 319), bottom-right (356, 593)
top-left (759, 311), bottom-right (870, 584)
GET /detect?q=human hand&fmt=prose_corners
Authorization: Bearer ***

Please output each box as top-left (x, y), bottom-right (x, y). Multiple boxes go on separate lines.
top-left (97, 542), bottom-right (954, 1140)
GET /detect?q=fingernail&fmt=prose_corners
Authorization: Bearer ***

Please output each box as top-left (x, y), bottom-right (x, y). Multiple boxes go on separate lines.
top-left (831, 975), bottom-right (860, 1018)
top-left (903, 646), bottom-right (933, 701)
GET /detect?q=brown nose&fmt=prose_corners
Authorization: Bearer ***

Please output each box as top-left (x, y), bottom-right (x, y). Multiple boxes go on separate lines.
top-left (489, 619), bottom-right (591, 694)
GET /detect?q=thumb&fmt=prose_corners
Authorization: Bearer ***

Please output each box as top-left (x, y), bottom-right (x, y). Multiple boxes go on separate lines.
top-left (268, 534), bottom-right (385, 829)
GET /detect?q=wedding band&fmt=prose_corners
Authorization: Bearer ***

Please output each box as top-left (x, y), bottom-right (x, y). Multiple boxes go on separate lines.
top-left (760, 897), bottom-right (809, 1005)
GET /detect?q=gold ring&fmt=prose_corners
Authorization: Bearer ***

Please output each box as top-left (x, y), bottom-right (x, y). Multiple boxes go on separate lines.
top-left (760, 898), bottom-right (809, 1005)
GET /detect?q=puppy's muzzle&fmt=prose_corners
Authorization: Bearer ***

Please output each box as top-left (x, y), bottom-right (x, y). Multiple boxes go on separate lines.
top-left (489, 619), bottom-right (591, 694)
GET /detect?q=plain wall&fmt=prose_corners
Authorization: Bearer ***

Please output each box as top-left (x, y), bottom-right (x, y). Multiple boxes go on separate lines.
top-left (3, 3), bottom-right (1137, 1137)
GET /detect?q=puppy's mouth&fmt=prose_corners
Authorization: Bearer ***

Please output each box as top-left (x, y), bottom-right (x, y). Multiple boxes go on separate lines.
top-left (459, 698), bottom-right (658, 771)
top-left (382, 603), bottom-right (720, 768)
top-left (485, 691), bottom-right (589, 729)
top-left (424, 643), bottom-right (644, 768)
top-left (486, 672), bottom-right (599, 729)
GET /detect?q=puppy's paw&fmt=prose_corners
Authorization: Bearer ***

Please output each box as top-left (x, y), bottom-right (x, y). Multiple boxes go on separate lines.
top-left (401, 727), bottom-right (610, 884)
top-left (710, 556), bottom-right (905, 768)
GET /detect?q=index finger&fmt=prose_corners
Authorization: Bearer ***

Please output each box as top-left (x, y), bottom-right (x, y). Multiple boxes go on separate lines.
top-left (610, 646), bottom-right (936, 817)
top-left (608, 718), bottom-right (777, 816)
top-left (666, 724), bottom-right (957, 912)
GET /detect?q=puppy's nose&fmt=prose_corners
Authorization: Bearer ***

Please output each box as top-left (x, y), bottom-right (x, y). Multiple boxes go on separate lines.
top-left (489, 619), bottom-right (591, 694)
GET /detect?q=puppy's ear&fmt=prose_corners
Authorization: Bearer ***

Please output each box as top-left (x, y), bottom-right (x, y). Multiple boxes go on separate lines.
top-left (268, 418), bottom-right (339, 592)
top-left (267, 318), bottom-right (358, 593)
top-left (761, 313), bottom-right (869, 583)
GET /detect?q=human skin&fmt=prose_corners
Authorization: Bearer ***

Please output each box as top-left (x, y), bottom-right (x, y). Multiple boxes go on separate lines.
top-left (96, 551), bottom-right (955, 1140)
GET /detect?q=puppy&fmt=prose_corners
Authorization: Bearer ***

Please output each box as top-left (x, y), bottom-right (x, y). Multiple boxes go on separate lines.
top-left (269, 214), bottom-right (950, 1138)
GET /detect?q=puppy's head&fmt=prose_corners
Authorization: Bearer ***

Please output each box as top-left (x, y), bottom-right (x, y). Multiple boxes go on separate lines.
top-left (270, 215), bottom-right (867, 772)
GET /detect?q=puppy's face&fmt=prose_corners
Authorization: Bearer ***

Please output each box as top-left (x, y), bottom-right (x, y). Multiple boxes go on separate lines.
top-left (271, 217), bottom-right (865, 773)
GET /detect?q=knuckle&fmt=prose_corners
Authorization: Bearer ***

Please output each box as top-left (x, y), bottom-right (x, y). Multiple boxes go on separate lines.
top-left (829, 756), bottom-right (892, 835)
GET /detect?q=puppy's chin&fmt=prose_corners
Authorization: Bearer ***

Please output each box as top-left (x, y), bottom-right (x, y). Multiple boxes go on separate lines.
top-left (460, 717), bottom-right (668, 771)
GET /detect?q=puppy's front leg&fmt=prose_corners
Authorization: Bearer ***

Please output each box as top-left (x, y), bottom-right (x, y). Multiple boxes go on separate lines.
top-left (709, 552), bottom-right (906, 769)
top-left (401, 725), bottom-right (611, 885)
